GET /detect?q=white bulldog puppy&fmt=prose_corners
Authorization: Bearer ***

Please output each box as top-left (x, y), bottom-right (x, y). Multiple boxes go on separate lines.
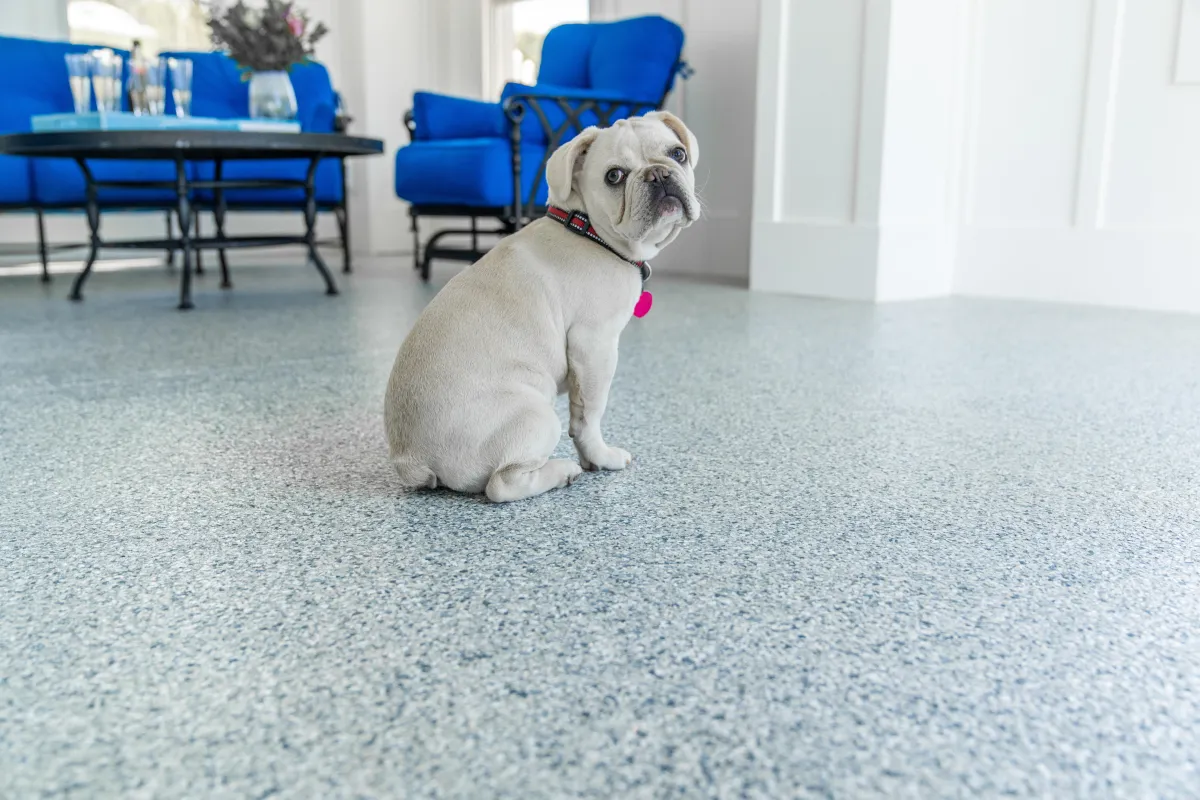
top-left (384, 111), bottom-right (700, 502)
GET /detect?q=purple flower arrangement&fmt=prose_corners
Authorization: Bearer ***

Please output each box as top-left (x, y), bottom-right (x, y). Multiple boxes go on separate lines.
top-left (207, 0), bottom-right (328, 74)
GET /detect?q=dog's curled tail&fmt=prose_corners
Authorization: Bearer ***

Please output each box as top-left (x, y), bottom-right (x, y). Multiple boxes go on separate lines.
top-left (391, 453), bottom-right (438, 490)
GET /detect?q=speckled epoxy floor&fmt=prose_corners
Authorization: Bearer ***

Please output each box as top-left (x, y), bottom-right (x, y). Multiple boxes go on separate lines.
top-left (2, 256), bottom-right (1200, 798)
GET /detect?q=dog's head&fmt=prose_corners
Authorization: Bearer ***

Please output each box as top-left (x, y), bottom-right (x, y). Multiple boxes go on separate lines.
top-left (545, 111), bottom-right (700, 261)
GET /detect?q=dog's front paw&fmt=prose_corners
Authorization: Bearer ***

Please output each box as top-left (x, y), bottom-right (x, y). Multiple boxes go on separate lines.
top-left (581, 446), bottom-right (632, 472)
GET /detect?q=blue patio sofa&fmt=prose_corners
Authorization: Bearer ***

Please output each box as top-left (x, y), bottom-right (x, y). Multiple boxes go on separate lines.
top-left (394, 15), bottom-right (687, 280)
top-left (0, 35), bottom-right (351, 282)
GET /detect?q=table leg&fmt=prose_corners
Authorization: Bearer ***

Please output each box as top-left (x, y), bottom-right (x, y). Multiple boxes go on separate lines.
top-left (304, 157), bottom-right (338, 296)
top-left (175, 158), bottom-right (194, 310)
top-left (338, 157), bottom-right (351, 274)
top-left (165, 211), bottom-right (175, 268)
top-left (69, 159), bottom-right (100, 302)
top-left (411, 212), bottom-right (420, 271)
top-left (193, 210), bottom-right (204, 275)
top-left (214, 158), bottom-right (231, 289)
top-left (36, 209), bottom-right (50, 283)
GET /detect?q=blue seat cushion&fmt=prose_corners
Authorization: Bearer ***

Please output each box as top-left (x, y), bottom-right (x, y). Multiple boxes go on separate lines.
top-left (0, 156), bottom-right (32, 205)
top-left (31, 159), bottom-right (181, 206)
top-left (192, 158), bottom-right (343, 205)
top-left (395, 138), bottom-right (548, 208)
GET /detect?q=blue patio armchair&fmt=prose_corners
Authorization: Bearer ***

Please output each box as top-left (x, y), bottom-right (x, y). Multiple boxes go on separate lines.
top-left (394, 15), bottom-right (687, 281)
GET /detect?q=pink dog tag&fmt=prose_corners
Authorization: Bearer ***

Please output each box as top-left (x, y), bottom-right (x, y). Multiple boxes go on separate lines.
top-left (633, 291), bottom-right (653, 318)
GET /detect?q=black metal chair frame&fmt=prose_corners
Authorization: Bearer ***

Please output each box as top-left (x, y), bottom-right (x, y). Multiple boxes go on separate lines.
top-left (404, 64), bottom-right (689, 282)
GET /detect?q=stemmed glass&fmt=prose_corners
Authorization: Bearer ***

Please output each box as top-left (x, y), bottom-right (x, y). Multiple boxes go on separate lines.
top-left (167, 58), bottom-right (193, 118)
top-left (89, 49), bottom-right (123, 114)
top-left (130, 57), bottom-right (168, 116)
top-left (64, 53), bottom-right (92, 114)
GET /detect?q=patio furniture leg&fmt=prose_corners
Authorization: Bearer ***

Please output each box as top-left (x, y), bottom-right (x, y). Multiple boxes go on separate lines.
top-left (36, 209), bottom-right (50, 282)
top-left (338, 158), bottom-right (352, 273)
top-left (510, 123), bottom-right (524, 232)
top-left (214, 158), bottom-right (231, 289)
top-left (411, 211), bottom-right (420, 271)
top-left (335, 206), bottom-right (351, 273)
top-left (69, 159), bottom-right (100, 302)
top-left (175, 158), bottom-right (194, 310)
top-left (165, 210), bottom-right (175, 268)
top-left (193, 211), bottom-right (204, 275)
top-left (304, 156), bottom-right (338, 295)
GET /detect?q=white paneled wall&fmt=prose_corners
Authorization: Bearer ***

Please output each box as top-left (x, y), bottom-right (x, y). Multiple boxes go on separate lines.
top-left (751, 0), bottom-right (966, 301)
top-left (754, 0), bottom-right (1200, 313)
top-left (956, 0), bottom-right (1200, 313)
top-left (777, 0), bottom-right (867, 224)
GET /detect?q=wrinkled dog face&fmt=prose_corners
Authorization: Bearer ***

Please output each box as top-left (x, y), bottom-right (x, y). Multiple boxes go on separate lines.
top-left (546, 112), bottom-right (700, 260)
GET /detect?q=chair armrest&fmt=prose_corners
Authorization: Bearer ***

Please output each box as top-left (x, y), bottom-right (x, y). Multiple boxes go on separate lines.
top-left (501, 89), bottom-right (660, 147)
top-left (404, 109), bottom-right (415, 142)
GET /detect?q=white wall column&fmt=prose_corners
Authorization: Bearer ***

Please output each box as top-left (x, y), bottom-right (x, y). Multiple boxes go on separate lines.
top-left (750, 0), bottom-right (966, 302)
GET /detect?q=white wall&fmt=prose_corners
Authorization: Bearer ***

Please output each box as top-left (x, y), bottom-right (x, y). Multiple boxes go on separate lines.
top-left (750, 0), bottom-right (967, 301)
top-left (751, 0), bottom-right (1200, 314)
top-left (956, 0), bottom-right (1200, 313)
top-left (0, 0), bottom-right (67, 39)
top-left (592, 0), bottom-right (759, 283)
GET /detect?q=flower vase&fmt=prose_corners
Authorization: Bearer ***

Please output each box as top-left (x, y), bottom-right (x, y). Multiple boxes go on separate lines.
top-left (248, 70), bottom-right (298, 121)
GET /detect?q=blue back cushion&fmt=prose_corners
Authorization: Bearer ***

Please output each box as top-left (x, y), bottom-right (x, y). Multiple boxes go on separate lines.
top-left (537, 24), bottom-right (600, 89)
top-left (588, 16), bottom-right (684, 102)
top-left (0, 36), bottom-right (120, 132)
top-left (158, 51), bottom-right (337, 132)
top-left (534, 15), bottom-right (684, 103)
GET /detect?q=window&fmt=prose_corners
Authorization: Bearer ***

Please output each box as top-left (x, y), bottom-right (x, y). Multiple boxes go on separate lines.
top-left (486, 0), bottom-right (589, 99)
top-left (68, 0), bottom-right (211, 56)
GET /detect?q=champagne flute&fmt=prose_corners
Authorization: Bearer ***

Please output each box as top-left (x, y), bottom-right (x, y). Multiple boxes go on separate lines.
top-left (64, 53), bottom-right (92, 114)
top-left (168, 58), bottom-right (193, 118)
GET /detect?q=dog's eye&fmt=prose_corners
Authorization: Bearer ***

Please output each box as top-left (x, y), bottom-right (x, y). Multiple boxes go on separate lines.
top-left (605, 168), bottom-right (626, 186)
top-left (670, 146), bottom-right (687, 164)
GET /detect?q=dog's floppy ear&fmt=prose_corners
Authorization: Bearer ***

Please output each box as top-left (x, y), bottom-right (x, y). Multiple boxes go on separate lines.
top-left (646, 111), bottom-right (699, 169)
top-left (546, 127), bottom-right (601, 205)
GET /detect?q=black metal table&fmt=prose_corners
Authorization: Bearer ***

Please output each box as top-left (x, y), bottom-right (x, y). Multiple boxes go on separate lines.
top-left (0, 130), bottom-right (383, 309)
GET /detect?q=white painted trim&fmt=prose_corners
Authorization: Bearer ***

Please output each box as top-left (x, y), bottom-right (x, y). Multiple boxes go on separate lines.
top-left (956, 0), bottom-right (985, 227)
top-left (956, 227), bottom-right (1200, 314)
top-left (751, 0), bottom-right (787, 224)
top-left (1074, 0), bottom-right (1126, 229)
top-left (750, 220), bottom-right (879, 300)
top-left (852, 0), bottom-right (887, 225)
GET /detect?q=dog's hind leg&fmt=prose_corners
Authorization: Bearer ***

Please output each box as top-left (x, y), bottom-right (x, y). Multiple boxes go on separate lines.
top-left (484, 403), bottom-right (581, 503)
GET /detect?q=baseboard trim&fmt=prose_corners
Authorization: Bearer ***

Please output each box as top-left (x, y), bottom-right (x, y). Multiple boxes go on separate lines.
top-left (956, 227), bottom-right (1200, 314)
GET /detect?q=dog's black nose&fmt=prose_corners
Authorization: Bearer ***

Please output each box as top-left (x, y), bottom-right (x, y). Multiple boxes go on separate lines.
top-left (644, 165), bottom-right (670, 183)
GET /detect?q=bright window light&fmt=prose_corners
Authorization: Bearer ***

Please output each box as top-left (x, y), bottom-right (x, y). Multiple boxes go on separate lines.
top-left (488, 0), bottom-right (589, 97)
